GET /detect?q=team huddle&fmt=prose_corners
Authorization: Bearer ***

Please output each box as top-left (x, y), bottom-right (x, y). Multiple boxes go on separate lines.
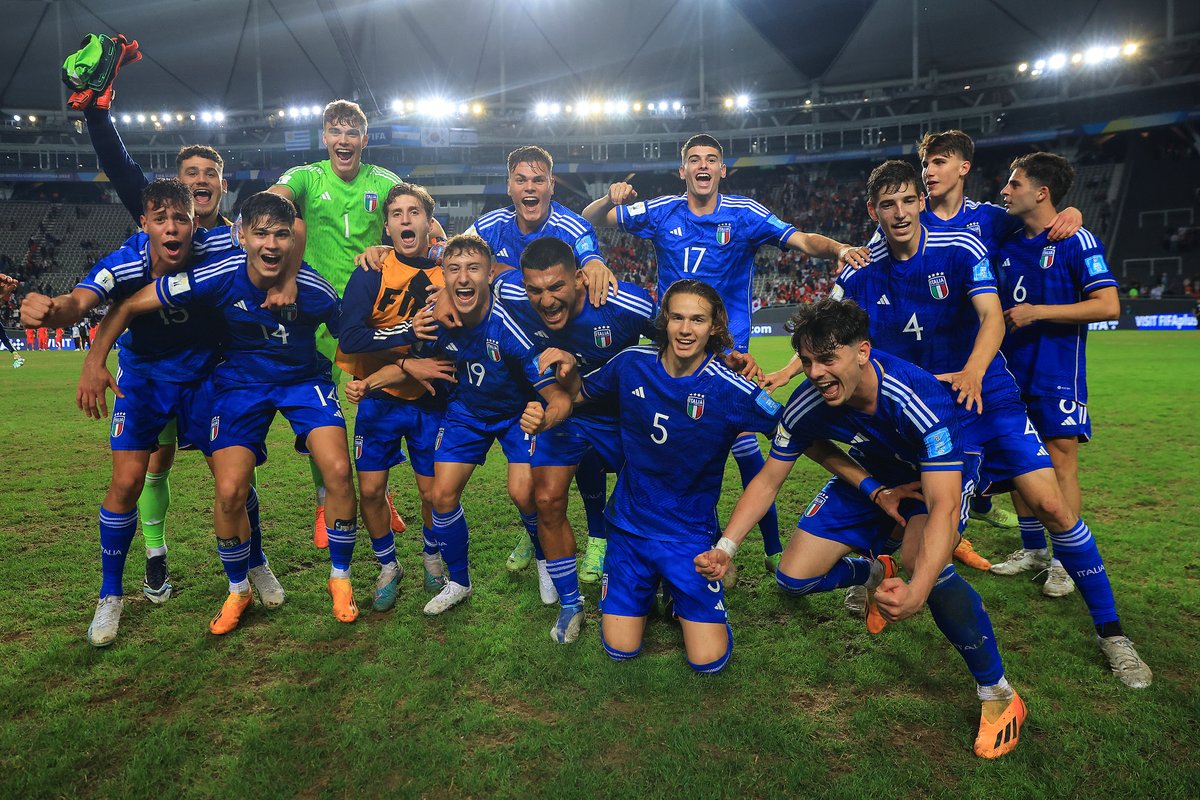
top-left (17, 88), bottom-right (1153, 760)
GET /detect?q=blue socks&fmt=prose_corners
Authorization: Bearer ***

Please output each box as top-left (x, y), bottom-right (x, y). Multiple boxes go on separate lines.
top-left (372, 530), bottom-right (397, 566)
top-left (246, 485), bottom-right (266, 570)
top-left (603, 638), bottom-right (641, 661)
top-left (546, 556), bottom-right (582, 607)
top-left (776, 557), bottom-right (873, 596)
top-left (970, 494), bottom-right (993, 514)
top-left (732, 434), bottom-right (781, 556)
top-left (576, 452), bottom-right (608, 540)
top-left (519, 511), bottom-right (546, 561)
top-left (688, 624), bottom-right (734, 674)
top-left (421, 526), bottom-right (438, 557)
top-left (326, 520), bottom-right (358, 578)
top-left (1018, 515), bottom-right (1047, 551)
top-left (1049, 519), bottom-right (1119, 626)
top-left (926, 564), bottom-right (1005, 687)
top-left (433, 505), bottom-right (471, 587)
top-left (215, 535), bottom-right (251, 592)
top-left (98, 506), bottom-right (138, 597)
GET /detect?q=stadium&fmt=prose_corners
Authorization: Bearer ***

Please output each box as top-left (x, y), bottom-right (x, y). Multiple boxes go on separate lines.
top-left (0, 0), bottom-right (1197, 796)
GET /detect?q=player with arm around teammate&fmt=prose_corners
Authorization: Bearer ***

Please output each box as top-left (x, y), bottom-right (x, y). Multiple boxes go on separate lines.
top-left (545, 279), bottom-right (783, 671)
top-left (696, 298), bottom-right (1027, 759)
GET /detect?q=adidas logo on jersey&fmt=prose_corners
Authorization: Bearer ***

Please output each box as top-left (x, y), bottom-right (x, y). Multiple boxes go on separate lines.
top-left (444, 343), bottom-right (459, 352)
top-left (534, 330), bottom-right (549, 338)
top-left (670, 227), bottom-right (683, 237)
top-left (632, 386), bottom-right (645, 398)
top-left (877, 294), bottom-right (890, 305)
top-left (496, 247), bottom-right (509, 258)
top-left (1062, 415), bottom-right (1076, 426)
top-left (1036, 446), bottom-right (1049, 456)
top-left (319, 191), bottom-right (332, 201)
top-left (1002, 258), bottom-right (1011, 268)
top-left (234, 299), bottom-right (249, 311)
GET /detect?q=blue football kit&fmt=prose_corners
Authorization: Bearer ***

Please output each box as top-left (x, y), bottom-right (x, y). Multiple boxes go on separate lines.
top-left (469, 201), bottom-right (604, 270)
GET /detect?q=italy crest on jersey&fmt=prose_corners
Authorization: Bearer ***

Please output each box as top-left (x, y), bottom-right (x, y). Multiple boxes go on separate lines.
top-left (354, 435), bottom-right (363, 460)
top-left (280, 303), bottom-right (298, 323)
top-left (928, 272), bottom-right (949, 300)
top-left (967, 221), bottom-right (982, 236)
top-left (594, 326), bottom-right (613, 348)
top-left (364, 192), bottom-right (378, 213)
top-left (110, 412), bottom-right (125, 438)
top-left (686, 393), bottom-right (705, 420)
top-left (1040, 246), bottom-right (1056, 269)
top-left (716, 223), bottom-right (732, 246)
top-left (486, 339), bottom-right (501, 362)
top-left (804, 491), bottom-right (828, 518)
top-left (435, 427), bottom-right (445, 450)
top-left (210, 415), bottom-right (220, 442)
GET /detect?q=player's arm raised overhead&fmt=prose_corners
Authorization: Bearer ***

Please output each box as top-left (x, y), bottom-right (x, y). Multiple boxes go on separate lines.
top-left (582, 180), bottom-right (638, 228)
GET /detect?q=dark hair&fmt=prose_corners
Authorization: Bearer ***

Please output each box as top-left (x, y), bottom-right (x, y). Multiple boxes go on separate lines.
top-left (239, 191), bottom-right (296, 229)
top-left (917, 129), bottom-right (975, 163)
top-left (867, 160), bottom-right (923, 203)
top-left (1010, 152), bottom-right (1075, 206)
top-left (141, 178), bottom-right (194, 215)
top-left (507, 145), bottom-right (553, 173)
top-left (653, 279), bottom-right (734, 355)
top-left (681, 133), bottom-right (722, 161)
top-left (385, 182), bottom-right (435, 217)
top-left (442, 232), bottom-right (493, 263)
top-left (787, 298), bottom-right (871, 357)
top-left (176, 144), bottom-right (224, 172)
top-left (323, 99), bottom-right (367, 130)
top-left (520, 236), bottom-right (575, 273)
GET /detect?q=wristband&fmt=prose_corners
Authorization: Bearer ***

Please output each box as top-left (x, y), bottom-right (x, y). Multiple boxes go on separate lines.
top-left (714, 537), bottom-right (739, 559)
top-left (399, 358), bottom-right (408, 375)
top-left (859, 477), bottom-right (884, 502)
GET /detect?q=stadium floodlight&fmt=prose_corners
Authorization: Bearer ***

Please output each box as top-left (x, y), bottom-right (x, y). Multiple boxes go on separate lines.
top-left (1018, 62), bottom-right (1028, 72)
top-left (1105, 45), bottom-right (1119, 59)
top-left (632, 101), bottom-right (642, 112)
top-left (658, 100), bottom-right (667, 112)
top-left (277, 109), bottom-right (286, 117)
top-left (589, 101), bottom-right (602, 115)
top-left (1071, 52), bottom-right (1083, 64)
top-left (150, 114), bottom-right (158, 122)
top-left (1122, 42), bottom-right (1138, 56)
top-left (735, 94), bottom-right (749, 109)
top-left (472, 103), bottom-right (483, 115)
top-left (390, 99), bottom-right (403, 113)
top-left (287, 106), bottom-right (299, 118)
top-left (804, 98), bottom-right (812, 106)
top-left (190, 114), bottom-right (197, 121)
top-left (28, 115), bottom-right (35, 123)
top-left (564, 104), bottom-right (574, 114)
top-left (671, 100), bottom-right (682, 111)
top-left (175, 114), bottom-right (183, 122)
top-left (161, 112), bottom-right (172, 124)
top-left (616, 100), bottom-right (629, 114)
top-left (136, 113), bottom-right (146, 123)
top-left (214, 111), bottom-right (225, 123)
top-left (535, 101), bottom-right (549, 116)
top-left (646, 102), bottom-right (657, 111)
top-left (458, 102), bottom-right (469, 114)
top-left (121, 114), bottom-right (132, 123)
top-left (201, 111), bottom-right (213, 123)
top-left (10, 114), bottom-right (17, 121)
top-left (550, 102), bottom-right (561, 114)
top-left (1034, 59), bottom-right (1046, 70)
top-left (1048, 53), bottom-right (1067, 70)
top-left (723, 97), bottom-right (734, 109)
top-left (309, 105), bottom-right (321, 116)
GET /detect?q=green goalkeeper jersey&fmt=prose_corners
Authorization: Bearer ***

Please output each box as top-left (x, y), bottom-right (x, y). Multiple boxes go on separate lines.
top-left (274, 159), bottom-right (402, 294)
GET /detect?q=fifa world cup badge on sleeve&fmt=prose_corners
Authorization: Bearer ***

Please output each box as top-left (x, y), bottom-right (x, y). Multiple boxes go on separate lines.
top-left (1085, 254), bottom-right (1108, 276)
top-left (923, 426), bottom-right (954, 458)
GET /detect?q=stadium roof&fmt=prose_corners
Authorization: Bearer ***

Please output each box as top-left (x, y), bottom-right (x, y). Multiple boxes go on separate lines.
top-left (0, 0), bottom-right (1194, 112)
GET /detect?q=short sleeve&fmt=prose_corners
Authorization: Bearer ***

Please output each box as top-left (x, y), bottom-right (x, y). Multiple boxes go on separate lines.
top-left (616, 199), bottom-right (659, 239)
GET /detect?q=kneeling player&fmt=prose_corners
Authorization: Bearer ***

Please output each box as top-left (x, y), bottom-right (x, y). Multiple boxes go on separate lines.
top-left (697, 299), bottom-right (1026, 758)
top-left (94, 191), bottom-right (357, 632)
top-left (548, 280), bottom-right (782, 671)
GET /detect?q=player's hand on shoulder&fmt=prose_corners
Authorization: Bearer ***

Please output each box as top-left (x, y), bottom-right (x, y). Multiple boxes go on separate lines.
top-left (19, 293), bottom-right (53, 327)
top-left (761, 368), bottom-right (793, 393)
top-left (580, 261), bottom-right (618, 307)
top-left (838, 245), bottom-right (871, 270)
top-left (520, 401), bottom-right (547, 435)
top-left (608, 182), bottom-right (637, 206)
top-left (354, 245), bottom-right (392, 271)
top-left (934, 369), bottom-right (984, 414)
top-left (694, 549), bottom-right (730, 581)
top-left (537, 347), bottom-right (576, 378)
top-left (262, 277), bottom-right (298, 310)
top-left (344, 379), bottom-right (368, 404)
top-left (1045, 207), bottom-right (1083, 242)
top-left (411, 305), bottom-right (440, 340)
top-left (723, 349), bottom-right (764, 383)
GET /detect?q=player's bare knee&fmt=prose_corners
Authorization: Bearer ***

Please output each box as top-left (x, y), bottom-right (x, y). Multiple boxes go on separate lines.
top-left (431, 486), bottom-right (461, 513)
top-left (214, 482), bottom-right (249, 515)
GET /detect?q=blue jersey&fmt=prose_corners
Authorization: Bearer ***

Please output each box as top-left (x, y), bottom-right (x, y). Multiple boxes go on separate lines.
top-left (76, 228), bottom-right (233, 382)
top-left (469, 201), bottom-right (603, 270)
top-left (921, 197), bottom-right (1021, 253)
top-left (770, 350), bottom-right (968, 486)
top-left (582, 347), bottom-right (783, 543)
top-left (838, 226), bottom-right (1017, 403)
top-left (996, 227), bottom-right (1117, 403)
top-left (616, 193), bottom-right (797, 349)
top-left (417, 299), bottom-right (555, 423)
top-left (156, 252), bottom-right (341, 386)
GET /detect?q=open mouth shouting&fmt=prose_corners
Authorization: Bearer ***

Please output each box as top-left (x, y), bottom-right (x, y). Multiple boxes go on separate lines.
top-left (334, 146), bottom-right (355, 168)
top-left (813, 376), bottom-right (842, 403)
top-left (259, 251), bottom-right (283, 272)
top-left (192, 186), bottom-right (213, 208)
top-left (162, 239), bottom-right (185, 260)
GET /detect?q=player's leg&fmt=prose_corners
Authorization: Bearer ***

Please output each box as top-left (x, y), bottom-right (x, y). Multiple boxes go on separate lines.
top-left (425, 460), bottom-right (478, 615)
top-left (406, 407), bottom-right (445, 592)
top-left (138, 423), bottom-right (176, 604)
top-left (1010, 467), bottom-right (1151, 687)
top-left (663, 539), bottom-right (735, 673)
top-left (307, 424), bottom-right (358, 622)
top-left (900, 511), bottom-right (1026, 759)
top-left (599, 525), bottom-right (657, 660)
top-left (352, 396), bottom-right (408, 610)
top-left (574, 450), bottom-right (609, 583)
top-left (88, 448), bottom-right (152, 646)
top-left (531, 461), bottom-right (587, 643)
top-left (503, 423), bottom-right (564, 608)
top-left (307, 327), bottom-right (343, 549)
top-left (209, 445), bottom-right (257, 635)
top-left (731, 432), bottom-right (783, 571)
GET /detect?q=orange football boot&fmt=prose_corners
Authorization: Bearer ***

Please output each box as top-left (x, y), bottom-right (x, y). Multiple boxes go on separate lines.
top-left (209, 590), bottom-right (253, 635)
top-left (974, 691), bottom-right (1027, 759)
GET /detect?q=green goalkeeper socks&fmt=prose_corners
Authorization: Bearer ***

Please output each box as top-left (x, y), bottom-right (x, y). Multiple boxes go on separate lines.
top-left (138, 470), bottom-right (171, 551)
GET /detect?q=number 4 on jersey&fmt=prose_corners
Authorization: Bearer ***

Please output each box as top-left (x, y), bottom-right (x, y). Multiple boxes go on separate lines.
top-left (903, 313), bottom-right (924, 341)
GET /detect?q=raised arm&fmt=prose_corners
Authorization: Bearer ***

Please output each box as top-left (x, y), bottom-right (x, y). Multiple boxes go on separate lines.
top-left (783, 230), bottom-right (870, 269)
top-left (20, 287), bottom-right (101, 329)
top-left (582, 182), bottom-right (637, 228)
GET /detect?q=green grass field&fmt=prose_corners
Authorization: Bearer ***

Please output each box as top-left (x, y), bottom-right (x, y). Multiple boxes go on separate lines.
top-left (1, 332), bottom-right (1198, 799)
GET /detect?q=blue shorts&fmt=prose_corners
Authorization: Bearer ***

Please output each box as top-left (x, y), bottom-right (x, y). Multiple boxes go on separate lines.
top-left (797, 455), bottom-right (979, 555)
top-left (210, 379), bottom-right (346, 455)
top-left (531, 413), bottom-right (624, 470)
top-left (600, 525), bottom-right (728, 625)
top-left (1024, 395), bottom-right (1091, 443)
top-left (110, 368), bottom-right (212, 454)
top-left (354, 395), bottom-right (441, 477)
top-left (960, 395), bottom-right (1054, 494)
top-left (434, 404), bottom-right (534, 466)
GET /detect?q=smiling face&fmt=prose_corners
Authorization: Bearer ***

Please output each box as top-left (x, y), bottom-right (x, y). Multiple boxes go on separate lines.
top-left (920, 150), bottom-right (969, 202)
top-left (238, 214), bottom-right (294, 285)
top-left (323, 119), bottom-right (367, 181)
top-left (507, 160), bottom-right (554, 232)
top-left (797, 338), bottom-right (871, 408)
top-left (868, 182), bottom-right (924, 250)
top-left (177, 155), bottom-right (226, 222)
top-left (140, 199), bottom-right (195, 274)
top-left (441, 247), bottom-right (491, 319)
top-left (663, 290), bottom-right (715, 368)
top-left (385, 192), bottom-right (432, 259)
top-left (523, 260), bottom-right (584, 331)
top-left (679, 145), bottom-right (726, 204)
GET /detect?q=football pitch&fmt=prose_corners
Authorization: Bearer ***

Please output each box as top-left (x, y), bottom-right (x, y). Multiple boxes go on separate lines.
top-left (1, 332), bottom-right (1197, 798)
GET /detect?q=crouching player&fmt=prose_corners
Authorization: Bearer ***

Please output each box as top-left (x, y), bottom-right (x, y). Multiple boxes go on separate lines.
top-left (545, 280), bottom-right (783, 671)
top-left (697, 299), bottom-right (1027, 758)
top-left (338, 182), bottom-right (457, 608)
top-left (92, 191), bottom-right (357, 631)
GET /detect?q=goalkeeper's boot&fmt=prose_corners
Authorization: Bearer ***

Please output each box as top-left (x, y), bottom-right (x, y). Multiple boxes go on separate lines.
top-left (385, 490), bottom-right (406, 535)
top-left (328, 577), bottom-right (359, 623)
top-left (87, 595), bottom-right (123, 647)
top-left (864, 554), bottom-right (898, 635)
top-left (142, 553), bottom-right (172, 604)
top-left (579, 536), bottom-right (606, 584)
top-left (974, 691), bottom-right (1026, 759)
top-left (953, 538), bottom-right (992, 571)
top-left (764, 551), bottom-right (782, 575)
top-left (506, 530), bottom-right (534, 572)
top-left (969, 504), bottom-right (1019, 529)
top-left (209, 589), bottom-right (252, 635)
